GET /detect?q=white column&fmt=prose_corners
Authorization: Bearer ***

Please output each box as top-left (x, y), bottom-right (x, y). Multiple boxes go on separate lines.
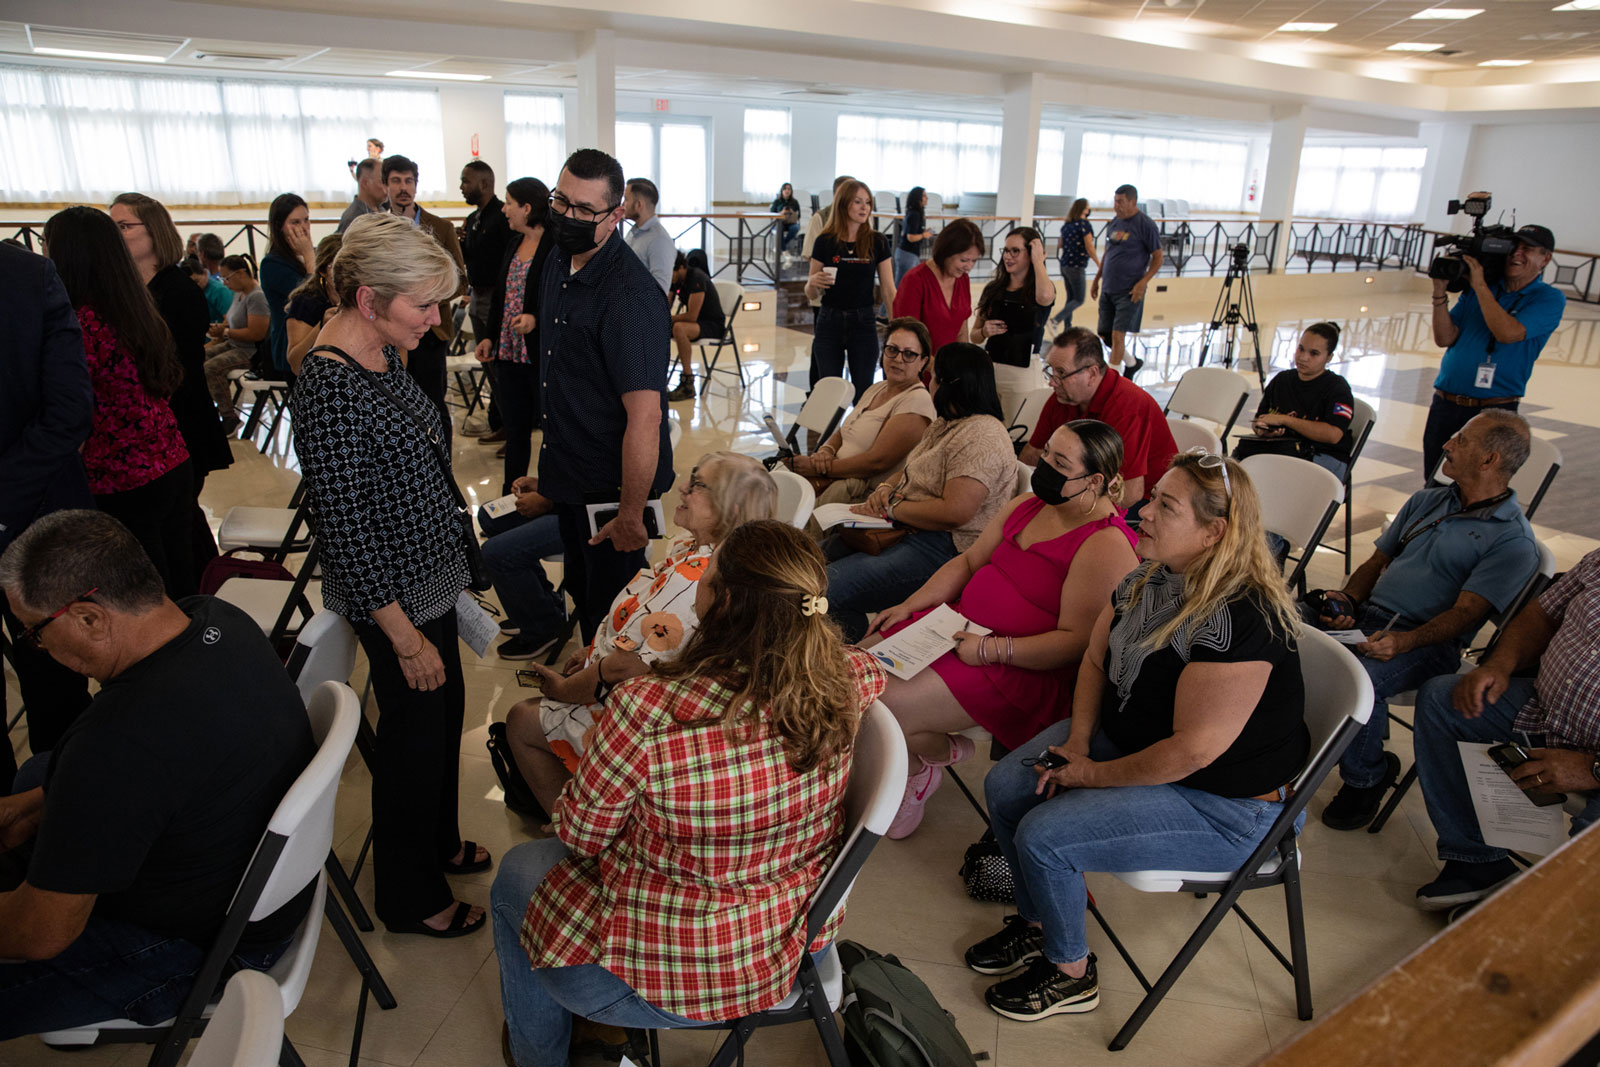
top-left (574, 29), bottom-right (616, 155)
top-left (1416, 121), bottom-right (1475, 232)
top-left (1258, 104), bottom-right (1308, 274)
top-left (1059, 123), bottom-right (1085, 201)
top-left (996, 73), bottom-right (1044, 221)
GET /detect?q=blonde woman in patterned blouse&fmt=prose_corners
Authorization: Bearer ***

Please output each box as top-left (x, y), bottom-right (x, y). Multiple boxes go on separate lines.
top-left (501, 451), bottom-right (776, 816)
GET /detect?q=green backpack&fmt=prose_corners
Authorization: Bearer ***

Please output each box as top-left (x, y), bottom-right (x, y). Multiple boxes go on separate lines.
top-left (837, 941), bottom-right (983, 1067)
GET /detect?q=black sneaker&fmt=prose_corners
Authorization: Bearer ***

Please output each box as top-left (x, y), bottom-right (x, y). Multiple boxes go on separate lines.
top-left (964, 915), bottom-right (1045, 975)
top-left (498, 619), bottom-right (521, 636)
top-left (1122, 356), bottom-right (1145, 379)
top-left (497, 633), bottom-right (559, 661)
top-left (984, 954), bottom-right (1099, 1021)
top-left (1416, 858), bottom-right (1518, 912)
top-left (1319, 751), bottom-right (1402, 831)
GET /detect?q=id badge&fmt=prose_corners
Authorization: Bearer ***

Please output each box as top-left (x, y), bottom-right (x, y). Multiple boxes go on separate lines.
top-left (1475, 362), bottom-right (1496, 390)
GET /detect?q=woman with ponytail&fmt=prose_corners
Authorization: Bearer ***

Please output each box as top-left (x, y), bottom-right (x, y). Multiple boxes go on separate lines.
top-left (1238, 321), bottom-right (1356, 478)
top-left (492, 520), bottom-right (885, 1067)
top-left (965, 450), bottom-right (1308, 1024)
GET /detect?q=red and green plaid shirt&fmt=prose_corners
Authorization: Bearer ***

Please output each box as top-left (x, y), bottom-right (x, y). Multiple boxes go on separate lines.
top-left (520, 648), bottom-right (886, 1021)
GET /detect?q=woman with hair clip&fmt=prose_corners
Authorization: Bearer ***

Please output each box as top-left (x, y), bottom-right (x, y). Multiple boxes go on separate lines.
top-left (966, 450), bottom-right (1308, 1023)
top-left (1238, 321), bottom-right (1356, 478)
top-left (865, 420), bottom-right (1140, 838)
top-left (892, 218), bottom-right (985, 355)
top-left (491, 520), bottom-right (886, 1067)
top-left (893, 185), bottom-right (934, 285)
top-left (807, 178), bottom-right (896, 403)
top-left (203, 253), bottom-right (271, 431)
top-left (972, 226), bottom-right (1057, 426)
top-left (43, 206), bottom-right (195, 597)
top-left (259, 192), bottom-right (315, 380)
top-left (1050, 198), bottom-right (1100, 328)
top-left (285, 234), bottom-right (343, 375)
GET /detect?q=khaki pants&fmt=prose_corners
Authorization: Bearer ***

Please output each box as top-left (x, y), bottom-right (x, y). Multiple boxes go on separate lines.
top-left (805, 476), bottom-right (872, 541)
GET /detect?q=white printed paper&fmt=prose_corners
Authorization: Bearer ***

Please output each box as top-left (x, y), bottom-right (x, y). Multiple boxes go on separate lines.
top-left (455, 591), bottom-right (501, 659)
top-left (483, 493), bottom-right (519, 520)
top-left (865, 604), bottom-right (992, 681)
top-left (1458, 742), bottom-right (1567, 855)
top-left (812, 502), bottom-right (894, 530)
top-left (1323, 629), bottom-right (1369, 646)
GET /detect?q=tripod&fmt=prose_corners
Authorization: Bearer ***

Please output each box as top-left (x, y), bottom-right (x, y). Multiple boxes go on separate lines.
top-left (1199, 252), bottom-right (1267, 392)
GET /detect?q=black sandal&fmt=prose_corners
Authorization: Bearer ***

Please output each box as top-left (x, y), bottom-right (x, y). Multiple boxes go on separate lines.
top-left (384, 900), bottom-right (486, 939)
top-left (443, 839), bottom-right (492, 875)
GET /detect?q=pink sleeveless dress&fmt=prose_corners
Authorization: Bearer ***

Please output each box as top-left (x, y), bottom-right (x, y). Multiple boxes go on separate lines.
top-left (885, 497), bottom-right (1137, 750)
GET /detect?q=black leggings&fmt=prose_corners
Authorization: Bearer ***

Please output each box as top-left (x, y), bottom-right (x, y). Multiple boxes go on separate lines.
top-left (95, 461), bottom-right (196, 599)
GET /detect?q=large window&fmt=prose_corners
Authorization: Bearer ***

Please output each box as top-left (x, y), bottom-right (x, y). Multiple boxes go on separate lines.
top-left (742, 107), bottom-right (791, 202)
top-left (504, 93), bottom-right (566, 184)
top-left (1294, 144), bottom-right (1427, 222)
top-left (1035, 127), bottom-right (1066, 197)
top-left (615, 116), bottom-right (709, 250)
top-left (0, 64), bottom-right (445, 204)
top-left (836, 113), bottom-right (1002, 202)
top-left (1075, 130), bottom-right (1249, 211)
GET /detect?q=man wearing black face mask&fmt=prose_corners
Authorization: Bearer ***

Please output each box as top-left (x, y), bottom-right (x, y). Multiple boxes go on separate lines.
top-left (536, 149), bottom-right (674, 643)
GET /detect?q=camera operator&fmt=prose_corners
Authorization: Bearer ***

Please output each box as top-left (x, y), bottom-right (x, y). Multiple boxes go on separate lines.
top-left (1426, 201), bottom-right (1564, 481)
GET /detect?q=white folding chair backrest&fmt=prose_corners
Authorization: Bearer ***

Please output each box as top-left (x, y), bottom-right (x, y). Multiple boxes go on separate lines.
top-left (188, 970), bottom-right (284, 1067)
top-left (798, 377), bottom-right (854, 437)
top-left (809, 701), bottom-right (908, 924)
top-left (1239, 454), bottom-right (1345, 550)
top-left (288, 611), bottom-right (357, 703)
top-left (711, 280), bottom-right (744, 337)
top-left (1291, 627), bottom-right (1376, 796)
top-left (874, 190), bottom-right (899, 216)
top-left (1166, 415), bottom-right (1221, 456)
top-left (924, 192), bottom-right (945, 216)
top-left (1010, 387), bottom-right (1053, 444)
top-left (769, 468), bottom-right (817, 528)
top-left (1348, 399), bottom-right (1377, 458)
top-left (1165, 367), bottom-right (1250, 441)
top-left (1015, 460), bottom-right (1034, 497)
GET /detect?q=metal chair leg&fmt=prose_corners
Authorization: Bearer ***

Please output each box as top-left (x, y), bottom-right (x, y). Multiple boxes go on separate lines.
top-left (1107, 886), bottom-right (1244, 1051)
top-left (943, 764), bottom-right (990, 827)
top-left (1368, 762), bottom-right (1418, 834)
top-left (325, 851), bottom-right (373, 931)
top-left (1281, 860), bottom-right (1314, 1020)
top-left (322, 887), bottom-right (397, 1011)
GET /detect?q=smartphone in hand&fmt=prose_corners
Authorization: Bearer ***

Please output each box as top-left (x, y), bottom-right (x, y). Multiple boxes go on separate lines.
top-left (1487, 742), bottom-right (1567, 807)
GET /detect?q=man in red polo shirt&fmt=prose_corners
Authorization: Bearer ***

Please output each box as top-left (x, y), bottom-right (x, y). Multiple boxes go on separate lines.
top-left (1021, 327), bottom-right (1177, 520)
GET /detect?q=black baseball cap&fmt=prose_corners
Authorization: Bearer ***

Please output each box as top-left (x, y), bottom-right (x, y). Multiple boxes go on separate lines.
top-left (1514, 224), bottom-right (1555, 252)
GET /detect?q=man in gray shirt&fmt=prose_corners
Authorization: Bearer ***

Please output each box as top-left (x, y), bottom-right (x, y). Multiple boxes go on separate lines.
top-left (337, 158), bottom-right (386, 234)
top-left (623, 178), bottom-right (675, 295)
top-left (1090, 183), bottom-right (1162, 379)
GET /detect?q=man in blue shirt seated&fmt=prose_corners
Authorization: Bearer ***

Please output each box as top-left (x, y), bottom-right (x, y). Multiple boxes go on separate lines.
top-left (1306, 410), bottom-right (1540, 830)
top-left (1423, 210), bottom-right (1564, 480)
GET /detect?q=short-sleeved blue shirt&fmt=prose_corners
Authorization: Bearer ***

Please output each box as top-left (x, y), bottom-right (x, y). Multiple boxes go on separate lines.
top-left (1058, 218), bottom-right (1094, 271)
top-left (536, 234), bottom-right (675, 504)
top-left (1436, 277), bottom-right (1565, 398)
top-left (1370, 485), bottom-right (1538, 631)
top-left (1099, 211), bottom-right (1161, 294)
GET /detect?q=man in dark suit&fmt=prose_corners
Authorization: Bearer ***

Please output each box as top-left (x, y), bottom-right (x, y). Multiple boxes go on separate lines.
top-left (0, 242), bottom-right (95, 788)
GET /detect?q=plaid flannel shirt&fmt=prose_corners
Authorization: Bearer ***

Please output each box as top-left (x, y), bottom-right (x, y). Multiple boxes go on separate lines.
top-left (1515, 549), bottom-right (1600, 749)
top-left (520, 648), bottom-right (886, 1021)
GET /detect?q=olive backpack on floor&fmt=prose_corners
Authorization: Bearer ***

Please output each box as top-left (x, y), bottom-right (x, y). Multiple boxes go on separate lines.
top-left (837, 941), bottom-right (982, 1067)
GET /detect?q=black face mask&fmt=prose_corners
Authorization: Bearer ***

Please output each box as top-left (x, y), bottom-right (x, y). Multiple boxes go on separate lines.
top-left (551, 211), bottom-right (602, 256)
top-left (1031, 463), bottom-right (1093, 507)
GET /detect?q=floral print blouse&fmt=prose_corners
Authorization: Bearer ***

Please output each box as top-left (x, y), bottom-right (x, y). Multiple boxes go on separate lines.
top-left (78, 305), bottom-right (189, 495)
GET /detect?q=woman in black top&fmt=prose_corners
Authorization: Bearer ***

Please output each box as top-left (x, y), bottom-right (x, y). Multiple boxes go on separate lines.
top-left (967, 449), bottom-right (1308, 1022)
top-left (806, 178), bottom-right (896, 404)
top-left (893, 185), bottom-right (933, 287)
top-left (291, 212), bottom-right (488, 939)
top-left (1241, 322), bottom-right (1355, 478)
top-left (770, 182), bottom-right (802, 251)
top-left (972, 226), bottom-right (1057, 426)
top-left (473, 176), bottom-right (552, 494)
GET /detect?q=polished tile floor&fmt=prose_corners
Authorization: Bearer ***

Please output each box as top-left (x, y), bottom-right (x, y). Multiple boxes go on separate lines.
top-left (5, 278), bottom-right (1598, 1066)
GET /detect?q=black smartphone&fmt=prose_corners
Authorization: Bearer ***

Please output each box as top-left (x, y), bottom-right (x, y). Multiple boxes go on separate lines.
top-left (514, 669), bottom-right (543, 690)
top-left (1487, 743), bottom-right (1567, 807)
top-left (587, 500), bottom-right (665, 539)
top-left (1022, 749), bottom-right (1069, 770)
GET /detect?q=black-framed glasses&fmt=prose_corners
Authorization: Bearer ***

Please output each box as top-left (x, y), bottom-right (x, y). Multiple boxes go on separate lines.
top-left (1184, 447), bottom-right (1232, 502)
top-left (1044, 363), bottom-right (1094, 383)
top-left (19, 587), bottom-right (98, 649)
top-left (883, 343), bottom-right (926, 363)
top-left (548, 192), bottom-right (619, 223)
top-left (1000, 246), bottom-right (1025, 257)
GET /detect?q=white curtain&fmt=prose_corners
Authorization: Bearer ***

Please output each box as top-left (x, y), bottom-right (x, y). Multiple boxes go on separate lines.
top-left (504, 93), bottom-right (566, 185)
top-left (742, 107), bottom-right (791, 201)
top-left (1075, 130), bottom-right (1249, 211)
top-left (1294, 144), bottom-right (1427, 222)
top-left (835, 113), bottom-right (1002, 202)
top-left (1035, 127), bottom-right (1066, 197)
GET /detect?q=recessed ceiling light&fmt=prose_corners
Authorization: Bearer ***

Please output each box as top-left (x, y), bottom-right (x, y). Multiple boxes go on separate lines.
top-left (1520, 29), bottom-right (1588, 38)
top-left (1410, 8), bottom-right (1483, 18)
top-left (1479, 58), bottom-right (1532, 66)
top-left (1553, 0), bottom-right (1600, 10)
top-left (1278, 22), bottom-right (1337, 31)
top-left (32, 46), bottom-right (166, 63)
top-left (1387, 41), bottom-right (1446, 51)
top-left (384, 70), bottom-right (490, 82)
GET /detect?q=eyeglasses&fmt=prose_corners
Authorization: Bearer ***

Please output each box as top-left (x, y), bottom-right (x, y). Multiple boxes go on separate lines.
top-left (1184, 447), bottom-right (1232, 505)
top-left (1000, 246), bottom-right (1025, 257)
top-left (883, 343), bottom-right (926, 363)
top-left (1044, 363), bottom-right (1094, 383)
top-left (548, 192), bottom-right (619, 223)
top-left (19, 587), bottom-right (98, 649)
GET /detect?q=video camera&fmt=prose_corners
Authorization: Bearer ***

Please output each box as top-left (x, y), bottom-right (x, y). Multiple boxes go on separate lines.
top-left (1229, 243), bottom-right (1251, 270)
top-left (1429, 195), bottom-right (1518, 293)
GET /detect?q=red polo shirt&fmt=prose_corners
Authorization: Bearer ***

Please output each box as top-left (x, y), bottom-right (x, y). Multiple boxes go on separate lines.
top-left (891, 262), bottom-right (972, 354)
top-left (1028, 368), bottom-right (1177, 497)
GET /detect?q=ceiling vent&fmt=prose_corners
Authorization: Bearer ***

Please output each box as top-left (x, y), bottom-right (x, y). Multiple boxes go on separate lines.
top-left (192, 49), bottom-right (302, 65)
top-left (778, 87), bottom-right (854, 97)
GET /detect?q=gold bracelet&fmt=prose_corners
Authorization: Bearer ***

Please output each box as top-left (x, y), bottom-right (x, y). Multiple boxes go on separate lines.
top-left (398, 631), bottom-right (427, 659)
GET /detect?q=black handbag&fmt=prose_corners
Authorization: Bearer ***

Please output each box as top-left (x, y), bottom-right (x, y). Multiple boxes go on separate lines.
top-left (958, 829), bottom-right (1016, 904)
top-left (311, 345), bottom-right (491, 591)
top-left (1231, 433), bottom-right (1314, 462)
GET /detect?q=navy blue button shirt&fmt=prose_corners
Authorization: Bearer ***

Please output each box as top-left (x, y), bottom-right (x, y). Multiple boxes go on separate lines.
top-left (536, 231), bottom-right (674, 504)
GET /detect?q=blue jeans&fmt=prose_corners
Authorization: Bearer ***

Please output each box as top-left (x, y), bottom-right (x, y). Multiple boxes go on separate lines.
top-left (822, 529), bottom-right (957, 643)
top-left (1413, 674), bottom-right (1600, 864)
top-left (811, 306), bottom-right (879, 404)
top-left (985, 723), bottom-right (1298, 965)
top-left (892, 248), bottom-right (919, 286)
top-left (780, 222), bottom-right (800, 250)
top-left (1056, 266), bottom-right (1086, 325)
top-left (479, 507), bottom-right (567, 640)
top-left (492, 839), bottom-right (702, 1067)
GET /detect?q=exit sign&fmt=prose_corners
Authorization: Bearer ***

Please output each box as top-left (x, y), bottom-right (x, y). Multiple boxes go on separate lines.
top-left (654, 98), bottom-right (670, 112)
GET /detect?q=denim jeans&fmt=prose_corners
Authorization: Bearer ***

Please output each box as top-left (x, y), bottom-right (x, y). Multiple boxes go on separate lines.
top-left (492, 838), bottom-right (703, 1067)
top-left (1056, 266), bottom-right (1086, 325)
top-left (480, 508), bottom-right (567, 641)
top-left (822, 529), bottom-right (957, 643)
top-left (985, 723), bottom-right (1298, 965)
top-left (892, 248), bottom-right (919, 287)
top-left (495, 360), bottom-right (542, 495)
top-left (810, 306), bottom-right (880, 404)
top-left (1413, 674), bottom-right (1600, 864)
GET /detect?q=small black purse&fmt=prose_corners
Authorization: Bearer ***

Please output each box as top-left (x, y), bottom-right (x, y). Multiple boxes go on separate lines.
top-left (958, 829), bottom-right (1016, 904)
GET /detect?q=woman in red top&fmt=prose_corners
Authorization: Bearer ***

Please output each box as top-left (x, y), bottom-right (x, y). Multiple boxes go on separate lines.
top-left (44, 207), bottom-right (195, 597)
top-left (892, 218), bottom-right (985, 357)
top-left (491, 520), bottom-right (885, 1067)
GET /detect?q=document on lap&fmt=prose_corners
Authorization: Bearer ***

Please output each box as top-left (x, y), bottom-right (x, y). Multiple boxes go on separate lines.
top-left (1323, 628), bottom-right (1368, 646)
top-left (1458, 742), bottom-right (1567, 855)
top-left (813, 502), bottom-right (894, 530)
top-left (867, 603), bottom-right (992, 681)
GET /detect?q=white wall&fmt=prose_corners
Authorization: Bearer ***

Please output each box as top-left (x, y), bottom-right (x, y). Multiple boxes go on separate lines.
top-left (1458, 122), bottom-right (1600, 253)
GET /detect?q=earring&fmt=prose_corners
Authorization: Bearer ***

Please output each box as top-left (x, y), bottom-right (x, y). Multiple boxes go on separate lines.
top-left (368, 312), bottom-right (375, 321)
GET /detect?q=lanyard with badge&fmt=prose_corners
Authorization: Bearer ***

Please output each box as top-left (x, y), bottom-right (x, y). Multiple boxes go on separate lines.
top-left (1393, 488), bottom-right (1513, 556)
top-left (1476, 288), bottom-right (1528, 390)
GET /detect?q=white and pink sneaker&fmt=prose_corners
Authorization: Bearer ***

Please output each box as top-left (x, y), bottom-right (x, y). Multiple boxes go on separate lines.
top-left (888, 759), bottom-right (941, 839)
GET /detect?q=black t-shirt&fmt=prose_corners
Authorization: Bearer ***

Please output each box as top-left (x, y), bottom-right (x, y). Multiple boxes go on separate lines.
top-left (1255, 369), bottom-right (1355, 462)
top-left (1099, 566), bottom-right (1309, 797)
top-left (462, 196), bottom-right (514, 290)
top-left (30, 597), bottom-right (316, 947)
top-left (771, 195), bottom-right (801, 219)
top-left (811, 232), bottom-right (891, 311)
top-left (287, 289), bottom-right (333, 329)
top-left (982, 284), bottom-right (1052, 368)
top-left (673, 266), bottom-right (725, 337)
top-left (899, 206), bottom-right (925, 254)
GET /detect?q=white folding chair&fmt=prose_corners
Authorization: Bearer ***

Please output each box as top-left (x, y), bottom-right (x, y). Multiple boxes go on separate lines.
top-left (1163, 367), bottom-right (1250, 449)
top-left (232, 372), bottom-right (291, 452)
top-left (697, 280), bottom-right (748, 395)
top-left (1092, 627), bottom-right (1375, 1050)
top-left (769, 468), bottom-right (817, 529)
top-left (217, 541), bottom-right (322, 646)
top-left (636, 701), bottom-right (908, 1067)
top-left (1007, 386), bottom-right (1054, 447)
top-left (1015, 459), bottom-right (1034, 497)
top-left (186, 971), bottom-right (282, 1067)
top-left (215, 481), bottom-right (311, 562)
top-left (40, 682), bottom-right (361, 1067)
top-left (1431, 435), bottom-right (1562, 522)
top-left (783, 376), bottom-right (853, 453)
top-left (1327, 398), bottom-right (1377, 576)
top-left (446, 352), bottom-right (488, 417)
top-left (1166, 415), bottom-right (1222, 456)
top-left (1239, 454), bottom-right (1345, 594)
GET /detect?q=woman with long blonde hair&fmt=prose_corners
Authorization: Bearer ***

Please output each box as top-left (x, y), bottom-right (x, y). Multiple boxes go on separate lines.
top-left (492, 520), bottom-right (886, 1066)
top-left (964, 450), bottom-right (1308, 1024)
top-left (806, 177), bottom-right (896, 402)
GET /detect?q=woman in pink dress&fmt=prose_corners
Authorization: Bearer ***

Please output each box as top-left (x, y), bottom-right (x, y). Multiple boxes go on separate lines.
top-left (863, 419), bottom-right (1141, 838)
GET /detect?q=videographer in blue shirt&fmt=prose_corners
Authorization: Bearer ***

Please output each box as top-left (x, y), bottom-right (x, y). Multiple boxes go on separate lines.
top-left (1425, 206), bottom-right (1563, 482)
